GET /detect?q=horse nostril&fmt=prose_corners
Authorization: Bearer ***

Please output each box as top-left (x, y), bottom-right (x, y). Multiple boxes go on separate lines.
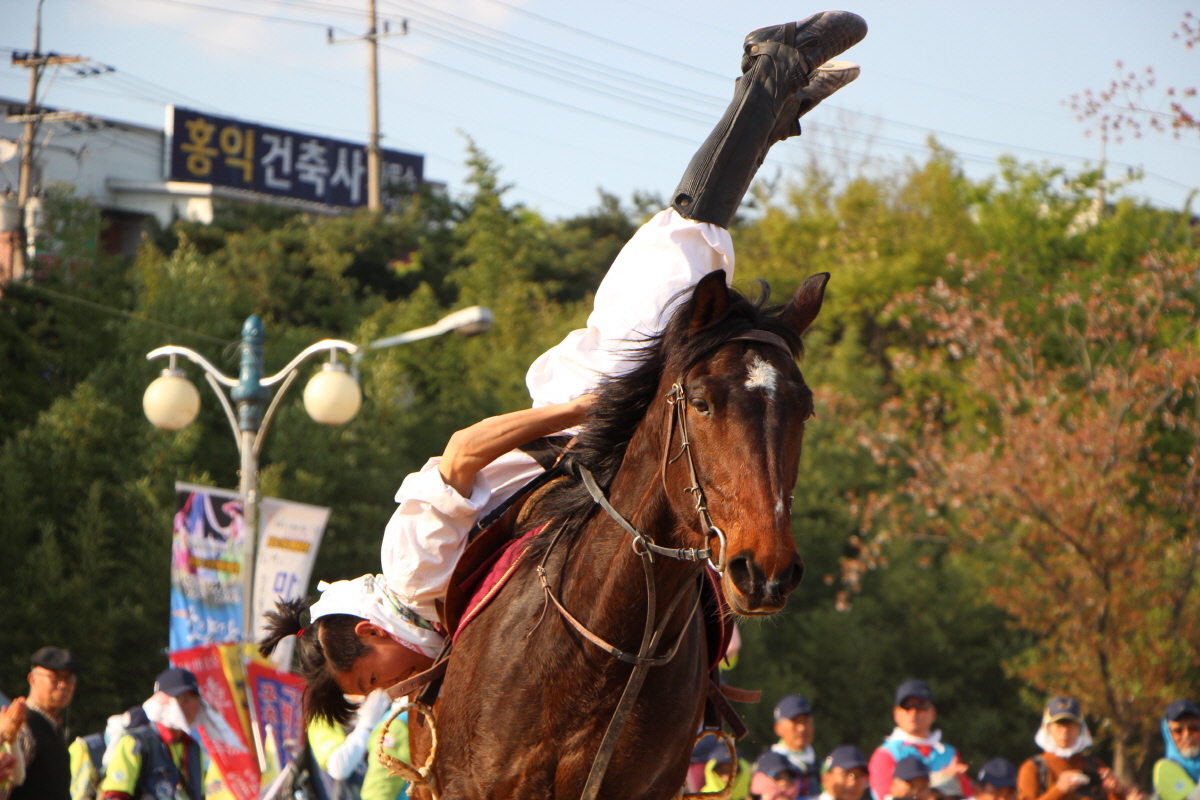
top-left (727, 556), bottom-right (754, 594)
top-left (785, 556), bottom-right (805, 592)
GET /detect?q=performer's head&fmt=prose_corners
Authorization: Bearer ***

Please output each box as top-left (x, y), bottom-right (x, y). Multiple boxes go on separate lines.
top-left (260, 583), bottom-right (436, 724)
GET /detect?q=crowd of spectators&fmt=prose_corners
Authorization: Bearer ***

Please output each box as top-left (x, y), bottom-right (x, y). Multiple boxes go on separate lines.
top-left (692, 679), bottom-right (1200, 800)
top-left (4, 645), bottom-right (1198, 800)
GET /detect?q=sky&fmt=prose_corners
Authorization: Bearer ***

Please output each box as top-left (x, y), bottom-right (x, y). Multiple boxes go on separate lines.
top-left (1, 0), bottom-right (1198, 220)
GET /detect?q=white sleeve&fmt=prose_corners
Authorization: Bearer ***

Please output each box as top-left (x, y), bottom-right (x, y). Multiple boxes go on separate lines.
top-left (526, 207), bottom-right (734, 407)
top-left (381, 450), bottom-right (545, 622)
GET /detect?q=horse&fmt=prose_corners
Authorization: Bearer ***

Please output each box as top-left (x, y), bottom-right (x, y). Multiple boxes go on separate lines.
top-left (403, 269), bottom-right (829, 799)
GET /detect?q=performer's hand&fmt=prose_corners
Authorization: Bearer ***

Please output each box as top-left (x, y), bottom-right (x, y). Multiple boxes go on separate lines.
top-left (0, 698), bottom-right (25, 747)
top-left (439, 394), bottom-right (597, 497)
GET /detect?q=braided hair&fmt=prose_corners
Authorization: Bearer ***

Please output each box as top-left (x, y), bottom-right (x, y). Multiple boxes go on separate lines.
top-left (259, 597), bottom-right (371, 725)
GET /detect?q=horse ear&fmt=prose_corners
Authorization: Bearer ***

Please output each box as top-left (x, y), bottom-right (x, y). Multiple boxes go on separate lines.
top-left (688, 270), bottom-right (731, 331)
top-left (780, 272), bottom-right (830, 336)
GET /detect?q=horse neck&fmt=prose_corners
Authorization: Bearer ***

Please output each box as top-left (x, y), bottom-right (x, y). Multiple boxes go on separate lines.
top-left (564, 391), bottom-right (701, 635)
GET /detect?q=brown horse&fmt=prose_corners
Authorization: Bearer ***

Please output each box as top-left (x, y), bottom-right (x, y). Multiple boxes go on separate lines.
top-left (407, 270), bottom-right (828, 799)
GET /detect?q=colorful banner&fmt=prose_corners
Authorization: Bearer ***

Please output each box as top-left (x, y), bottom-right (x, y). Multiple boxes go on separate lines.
top-left (165, 105), bottom-right (424, 210)
top-left (170, 483), bottom-right (246, 650)
top-left (252, 497), bottom-right (330, 668)
top-left (246, 663), bottom-right (307, 769)
top-left (171, 484), bottom-right (330, 654)
top-left (170, 644), bottom-right (260, 800)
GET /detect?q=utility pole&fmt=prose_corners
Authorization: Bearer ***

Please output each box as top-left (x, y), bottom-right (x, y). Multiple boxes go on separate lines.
top-left (9, 0), bottom-right (85, 279)
top-left (328, 4), bottom-right (406, 211)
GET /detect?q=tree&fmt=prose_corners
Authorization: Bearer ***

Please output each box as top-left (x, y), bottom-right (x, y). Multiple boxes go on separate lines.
top-left (853, 255), bottom-right (1200, 781)
top-left (1068, 12), bottom-right (1199, 143)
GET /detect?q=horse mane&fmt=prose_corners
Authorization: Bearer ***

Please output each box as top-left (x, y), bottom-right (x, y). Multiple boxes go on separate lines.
top-left (526, 279), bottom-right (803, 555)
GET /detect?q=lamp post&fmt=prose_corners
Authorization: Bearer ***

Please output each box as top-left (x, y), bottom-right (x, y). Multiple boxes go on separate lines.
top-left (143, 306), bottom-right (494, 644)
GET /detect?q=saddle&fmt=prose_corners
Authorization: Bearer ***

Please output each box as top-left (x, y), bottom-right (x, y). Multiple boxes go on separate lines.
top-left (411, 436), bottom-right (760, 737)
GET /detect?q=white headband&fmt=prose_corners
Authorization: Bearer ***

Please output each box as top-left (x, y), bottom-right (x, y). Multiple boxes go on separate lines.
top-left (309, 574), bottom-right (443, 659)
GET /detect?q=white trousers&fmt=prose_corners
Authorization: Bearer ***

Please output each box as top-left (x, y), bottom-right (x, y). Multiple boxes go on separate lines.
top-left (381, 209), bottom-right (735, 629)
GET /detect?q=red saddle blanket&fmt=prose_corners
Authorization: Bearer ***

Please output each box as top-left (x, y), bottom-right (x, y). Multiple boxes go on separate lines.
top-left (451, 523), bottom-right (546, 644)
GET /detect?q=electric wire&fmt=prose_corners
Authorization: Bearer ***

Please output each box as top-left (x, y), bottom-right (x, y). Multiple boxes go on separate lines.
top-left (15, 282), bottom-right (235, 346)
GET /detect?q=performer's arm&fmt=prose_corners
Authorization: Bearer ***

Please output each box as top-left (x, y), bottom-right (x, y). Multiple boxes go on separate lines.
top-left (438, 395), bottom-right (595, 497)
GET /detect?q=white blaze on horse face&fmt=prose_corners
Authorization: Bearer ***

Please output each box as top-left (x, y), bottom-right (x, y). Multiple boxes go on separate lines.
top-left (744, 354), bottom-right (779, 398)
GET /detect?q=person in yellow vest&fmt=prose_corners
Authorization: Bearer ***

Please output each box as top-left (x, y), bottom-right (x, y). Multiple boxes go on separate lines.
top-left (1154, 699), bottom-right (1200, 800)
top-left (68, 706), bottom-right (149, 800)
top-left (308, 689), bottom-right (409, 800)
top-left (99, 669), bottom-right (203, 800)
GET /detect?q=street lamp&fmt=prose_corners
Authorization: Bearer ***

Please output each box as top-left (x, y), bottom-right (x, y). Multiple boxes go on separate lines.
top-left (143, 306), bottom-right (494, 643)
top-left (144, 314), bottom-right (359, 645)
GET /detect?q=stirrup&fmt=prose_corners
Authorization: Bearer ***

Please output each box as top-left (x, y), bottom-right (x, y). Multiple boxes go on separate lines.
top-left (681, 729), bottom-right (739, 800)
top-left (376, 700), bottom-right (440, 799)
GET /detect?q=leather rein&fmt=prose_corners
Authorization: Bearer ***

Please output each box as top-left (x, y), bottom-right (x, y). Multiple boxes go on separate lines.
top-left (533, 328), bottom-right (793, 800)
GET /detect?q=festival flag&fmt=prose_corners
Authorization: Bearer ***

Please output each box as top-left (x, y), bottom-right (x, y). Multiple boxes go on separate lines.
top-left (170, 484), bottom-right (246, 649)
top-left (252, 496), bottom-right (330, 668)
top-left (246, 662), bottom-right (307, 768)
top-left (170, 484), bottom-right (329, 656)
top-left (170, 644), bottom-right (261, 800)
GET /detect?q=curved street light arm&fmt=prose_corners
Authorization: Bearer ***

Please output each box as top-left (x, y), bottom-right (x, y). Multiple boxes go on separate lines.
top-left (260, 339), bottom-right (359, 387)
top-left (254, 368), bottom-right (300, 460)
top-left (204, 371), bottom-right (243, 451)
top-left (367, 322), bottom-right (448, 350)
top-left (147, 345), bottom-right (239, 388)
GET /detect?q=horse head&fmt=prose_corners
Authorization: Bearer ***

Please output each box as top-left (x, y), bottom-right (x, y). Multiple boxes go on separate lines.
top-left (656, 269), bottom-right (828, 615)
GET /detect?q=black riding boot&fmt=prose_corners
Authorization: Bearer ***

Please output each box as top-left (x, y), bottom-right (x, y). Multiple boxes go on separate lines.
top-left (670, 11), bottom-right (867, 228)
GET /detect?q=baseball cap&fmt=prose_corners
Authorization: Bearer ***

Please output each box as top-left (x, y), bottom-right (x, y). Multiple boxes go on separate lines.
top-left (711, 746), bottom-right (741, 766)
top-left (775, 694), bottom-right (814, 721)
top-left (977, 758), bottom-right (1018, 789)
top-left (895, 679), bottom-right (934, 706)
top-left (824, 745), bottom-right (869, 773)
top-left (154, 668), bottom-right (200, 698)
top-left (1045, 697), bottom-right (1082, 723)
top-left (756, 752), bottom-right (799, 779)
top-left (1166, 699), bottom-right (1200, 721)
top-left (894, 756), bottom-right (931, 783)
top-left (31, 646), bottom-right (82, 674)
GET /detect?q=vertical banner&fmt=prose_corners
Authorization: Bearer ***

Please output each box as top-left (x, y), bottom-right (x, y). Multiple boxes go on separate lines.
top-left (252, 497), bottom-right (330, 668)
top-left (170, 645), bottom-right (260, 800)
top-left (170, 483), bottom-right (246, 649)
top-left (246, 663), bottom-right (307, 769)
top-left (170, 484), bottom-right (330, 656)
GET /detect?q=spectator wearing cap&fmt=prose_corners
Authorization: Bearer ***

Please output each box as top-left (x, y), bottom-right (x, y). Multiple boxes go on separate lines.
top-left (99, 669), bottom-right (204, 800)
top-left (891, 756), bottom-right (935, 800)
top-left (751, 751), bottom-right (801, 800)
top-left (975, 758), bottom-right (1019, 800)
top-left (1153, 700), bottom-right (1200, 800)
top-left (704, 743), bottom-right (753, 800)
top-left (816, 746), bottom-right (871, 800)
top-left (2, 646), bottom-right (82, 800)
top-left (772, 695), bottom-right (820, 797)
top-left (869, 680), bottom-right (971, 800)
top-left (1017, 697), bottom-right (1141, 800)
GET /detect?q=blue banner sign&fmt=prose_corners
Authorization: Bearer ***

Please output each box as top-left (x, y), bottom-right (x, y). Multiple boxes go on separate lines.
top-left (165, 105), bottom-right (423, 209)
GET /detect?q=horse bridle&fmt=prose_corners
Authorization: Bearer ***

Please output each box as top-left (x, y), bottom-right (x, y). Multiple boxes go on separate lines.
top-left (537, 327), bottom-right (795, 800)
top-left (577, 327), bottom-right (793, 574)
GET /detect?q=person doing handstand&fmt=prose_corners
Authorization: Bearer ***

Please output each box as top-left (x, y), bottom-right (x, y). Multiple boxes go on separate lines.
top-left (260, 9), bottom-right (868, 725)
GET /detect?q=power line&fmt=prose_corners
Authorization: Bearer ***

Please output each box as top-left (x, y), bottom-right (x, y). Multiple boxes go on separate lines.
top-left (452, 0), bottom-right (732, 83)
top-left (16, 282), bottom-right (234, 346)
top-left (377, 39), bottom-right (699, 144)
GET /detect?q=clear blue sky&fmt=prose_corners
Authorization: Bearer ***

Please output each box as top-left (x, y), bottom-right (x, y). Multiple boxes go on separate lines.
top-left (2, 0), bottom-right (1197, 218)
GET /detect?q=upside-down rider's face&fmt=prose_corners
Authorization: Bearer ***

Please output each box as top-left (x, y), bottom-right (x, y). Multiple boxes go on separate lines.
top-left (330, 621), bottom-right (434, 696)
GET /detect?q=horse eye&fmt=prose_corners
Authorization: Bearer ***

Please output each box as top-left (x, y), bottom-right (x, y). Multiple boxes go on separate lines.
top-left (690, 397), bottom-right (710, 414)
